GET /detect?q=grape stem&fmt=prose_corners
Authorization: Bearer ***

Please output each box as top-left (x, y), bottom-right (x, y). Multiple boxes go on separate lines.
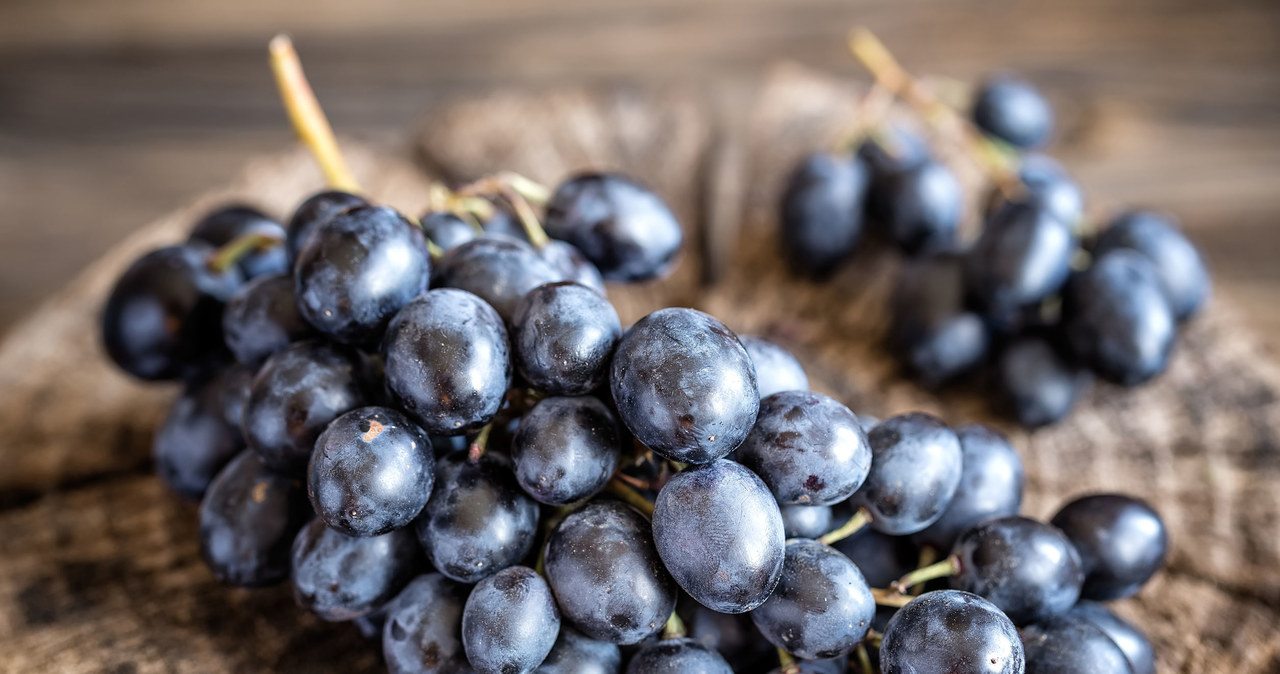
top-left (870, 587), bottom-right (913, 608)
top-left (206, 231), bottom-right (284, 273)
top-left (776, 648), bottom-right (800, 674)
top-left (856, 643), bottom-right (874, 674)
top-left (890, 553), bottom-right (961, 594)
top-left (662, 611), bottom-right (686, 640)
top-left (604, 476), bottom-right (656, 517)
top-left (817, 506), bottom-right (872, 545)
top-left (467, 423), bottom-right (493, 463)
top-left (835, 82), bottom-right (895, 153)
top-left (863, 628), bottom-right (883, 648)
top-left (268, 35), bottom-right (361, 194)
top-left (912, 545), bottom-right (938, 596)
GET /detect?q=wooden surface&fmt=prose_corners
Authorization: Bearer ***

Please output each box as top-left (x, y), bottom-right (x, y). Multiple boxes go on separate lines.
top-left (1, 0), bottom-right (1279, 344)
top-left (1, 68), bottom-right (1280, 672)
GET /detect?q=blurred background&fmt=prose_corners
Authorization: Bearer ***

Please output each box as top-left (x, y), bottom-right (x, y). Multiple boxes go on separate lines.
top-left (1, 0), bottom-right (1277, 342)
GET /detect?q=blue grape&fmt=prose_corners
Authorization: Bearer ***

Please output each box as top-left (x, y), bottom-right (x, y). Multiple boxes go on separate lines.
top-left (779, 504), bottom-right (833, 539)
top-left (625, 638), bottom-right (733, 674)
top-left (1050, 493), bottom-right (1167, 601)
top-left (878, 160), bottom-right (963, 255)
top-left (1069, 602), bottom-right (1155, 674)
top-left (461, 565), bottom-right (561, 674)
top-left (889, 251), bottom-right (990, 386)
top-left (434, 236), bottom-right (561, 323)
top-left (965, 201), bottom-right (1076, 334)
top-left (972, 74), bottom-right (1054, 149)
top-left (680, 596), bottom-right (774, 671)
top-left (1021, 614), bottom-right (1133, 674)
top-left (880, 590), bottom-right (1024, 673)
top-left (535, 626), bottom-right (621, 674)
top-left (913, 424), bottom-right (1024, 551)
top-left (831, 528), bottom-right (918, 588)
top-left (420, 211), bottom-right (479, 251)
top-left (382, 573), bottom-right (473, 673)
top-left (779, 152), bottom-right (868, 278)
top-left (155, 368), bottom-right (246, 500)
top-left (997, 335), bottom-right (1091, 428)
top-left (511, 281), bottom-right (621, 396)
top-left (739, 335), bottom-right (809, 399)
top-left (950, 516), bottom-right (1084, 625)
top-left (189, 205), bottom-right (289, 279)
top-left (511, 396), bottom-right (622, 506)
top-left (750, 538), bottom-right (874, 659)
top-left (851, 413), bottom-right (963, 535)
top-left (1093, 210), bottom-right (1210, 321)
top-left (291, 517), bottom-right (424, 621)
top-left (989, 154), bottom-right (1083, 227)
top-left (285, 190), bottom-right (368, 263)
top-left (538, 240), bottom-right (607, 296)
top-left (221, 273), bottom-right (315, 366)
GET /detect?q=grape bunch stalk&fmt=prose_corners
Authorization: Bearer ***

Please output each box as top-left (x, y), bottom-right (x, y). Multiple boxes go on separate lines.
top-left (102, 30), bottom-right (1167, 674)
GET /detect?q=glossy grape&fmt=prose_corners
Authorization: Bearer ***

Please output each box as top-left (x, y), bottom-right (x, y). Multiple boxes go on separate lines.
top-left (221, 273), bottom-right (315, 366)
top-left (889, 251), bottom-right (990, 386)
top-left (538, 240), bottom-right (608, 296)
top-left (461, 565), bottom-right (561, 674)
top-left (189, 205), bottom-right (289, 279)
top-left (291, 517), bottom-right (423, 621)
top-left (511, 281), bottom-right (621, 396)
top-left (1094, 210), bottom-right (1209, 321)
top-left (751, 538), bottom-right (875, 659)
top-left (286, 190), bottom-right (368, 263)
top-left (851, 413), bottom-right (963, 535)
top-left (420, 211), bottom-right (479, 251)
top-left (779, 152), bottom-right (868, 278)
top-left (681, 597), bottom-right (774, 671)
top-left (950, 516), bottom-right (1084, 625)
top-left (511, 396), bottom-right (622, 505)
top-left (831, 529), bottom-right (918, 588)
top-left (434, 237), bottom-right (561, 323)
top-left (1020, 615), bottom-right (1133, 674)
top-left (972, 74), bottom-right (1054, 149)
top-left (879, 590), bottom-right (1024, 674)
top-left (779, 504), bottom-right (833, 539)
top-left (382, 573), bottom-right (473, 674)
top-left (625, 638), bottom-right (733, 674)
top-left (989, 154), bottom-right (1083, 227)
top-left (154, 368), bottom-right (247, 500)
top-left (878, 160), bottom-right (963, 255)
top-left (1050, 493), bottom-right (1166, 600)
top-left (739, 335), bottom-right (809, 399)
top-left (1069, 602), bottom-right (1155, 674)
top-left (535, 626), bottom-right (622, 674)
top-left (913, 424), bottom-right (1024, 551)
top-left (997, 335), bottom-right (1091, 428)
top-left (965, 201), bottom-right (1076, 333)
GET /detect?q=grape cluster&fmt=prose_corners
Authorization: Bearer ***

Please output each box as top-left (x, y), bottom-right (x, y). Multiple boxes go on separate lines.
top-left (99, 33), bottom-right (1172, 674)
top-left (780, 34), bottom-right (1212, 428)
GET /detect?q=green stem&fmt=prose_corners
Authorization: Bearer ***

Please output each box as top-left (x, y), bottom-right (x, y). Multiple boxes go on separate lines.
top-left (912, 545), bottom-right (938, 596)
top-left (890, 554), bottom-right (961, 594)
top-left (817, 506), bottom-right (872, 545)
top-left (269, 35), bottom-right (360, 193)
top-left (856, 643), bottom-right (874, 674)
top-left (498, 171), bottom-right (551, 205)
top-left (663, 611), bottom-right (686, 640)
top-left (206, 231), bottom-right (284, 273)
top-left (871, 587), bottom-right (912, 608)
top-left (776, 648), bottom-right (799, 674)
top-left (467, 423), bottom-right (493, 463)
top-left (604, 476), bottom-right (656, 517)
top-left (864, 628), bottom-right (883, 649)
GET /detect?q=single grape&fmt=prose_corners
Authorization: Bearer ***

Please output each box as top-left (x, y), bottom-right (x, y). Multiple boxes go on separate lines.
top-left (889, 251), bottom-right (990, 386)
top-left (538, 239), bottom-right (607, 296)
top-left (286, 190), bottom-right (368, 263)
top-left (879, 590), bottom-right (1024, 674)
top-left (154, 368), bottom-right (247, 500)
top-left (997, 335), bottom-right (1091, 428)
top-left (1020, 615), bottom-right (1134, 674)
top-left (420, 211), bottom-right (479, 251)
top-left (858, 124), bottom-right (931, 181)
top-left (1050, 493), bottom-right (1166, 600)
top-left (912, 424), bottom-right (1024, 551)
top-left (738, 335), bottom-right (809, 399)
top-left (415, 453), bottom-right (539, 584)
top-left (511, 396), bottom-right (622, 506)
top-left (778, 152), bottom-right (869, 278)
top-left (779, 504), bottom-right (833, 539)
top-left (652, 460), bottom-right (785, 613)
top-left (481, 207), bottom-right (529, 243)
top-left (972, 74), bottom-right (1054, 149)
top-left (189, 205), bottom-right (289, 279)
top-left (850, 413), bottom-right (963, 535)
top-left (1069, 602), bottom-right (1155, 674)
top-left (950, 516), bottom-right (1084, 625)
top-left (434, 237), bottom-right (561, 323)
top-left (986, 154), bottom-right (1083, 228)
top-left (1063, 249), bottom-right (1176, 385)
top-left (680, 596), bottom-right (774, 671)
top-left (221, 273), bottom-right (316, 366)
top-left (543, 172), bottom-right (683, 282)
top-left (461, 565), bottom-right (561, 674)
top-left (295, 205), bottom-right (432, 346)
top-left (101, 244), bottom-right (241, 380)
top-left (242, 341), bottom-right (367, 472)
top-left (382, 573), bottom-right (473, 674)
top-left (878, 160), bottom-right (963, 255)
top-left (308, 406), bottom-right (436, 537)
top-left (831, 528), bottom-right (918, 588)
top-left (965, 200), bottom-right (1076, 333)
top-left (291, 517), bottom-right (423, 621)
top-left (198, 450), bottom-right (310, 587)
top-left (1093, 210), bottom-right (1210, 321)
top-left (535, 625), bottom-right (622, 674)
top-left (382, 288), bottom-right (512, 436)
top-left (735, 391), bottom-right (871, 505)
top-left (625, 638), bottom-right (733, 674)
top-left (610, 308), bottom-right (758, 464)
top-left (511, 281), bottom-right (621, 396)
top-left (750, 538), bottom-right (875, 660)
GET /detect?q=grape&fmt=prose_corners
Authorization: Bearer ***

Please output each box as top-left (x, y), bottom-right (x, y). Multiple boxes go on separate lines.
top-left (415, 453), bottom-right (539, 584)
top-left (221, 273), bottom-right (316, 366)
top-left (308, 406), bottom-right (436, 537)
top-left (216, 363), bottom-right (254, 431)
top-left (544, 501), bottom-right (677, 644)
top-left (913, 424), bottom-right (1024, 551)
top-left (1093, 210), bottom-right (1210, 321)
top-left (461, 565), bottom-right (561, 674)
top-left (511, 281), bottom-right (621, 396)
top-left (889, 251), bottom-right (990, 386)
top-left (1050, 494), bottom-right (1167, 601)
top-left (291, 517), bottom-right (423, 621)
top-left (295, 205), bottom-right (433, 346)
top-left (535, 626), bottom-right (622, 674)
top-left (481, 207), bottom-right (529, 243)
top-left (880, 590), bottom-right (1024, 674)
top-left (198, 450), bottom-right (309, 587)
top-left (610, 308), bottom-right (758, 464)
top-left (354, 605), bottom-right (389, 642)
top-left (625, 638), bottom-right (733, 674)
top-left (877, 160), bottom-right (963, 255)
top-left (735, 391), bottom-right (871, 505)
top-left (285, 190), bottom-right (368, 263)
top-left (680, 597), bottom-right (774, 671)
top-left (189, 205), bottom-right (289, 279)
top-left (1063, 249), bottom-right (1176, 385)
top-left (738, 335), bottom-right (809, 399)
top-left (154, 368), bottom-right (247, 500)
top-left (778, 152), bottom-right (868, 278)
top-left (764, 658), bottom-right (847, 674)
top-left (382, 288), bottom-right (512, 436)
top-left (544, 172), bottom-right (683, 282)
top-left (1020, 615), bottom-right (1134, 674)
top-left (382, 573), bottom-right (473, 674)
top-left (779, 504), bottom-right (833, 539)
top-left (242, 341), bottom-right (368, 472)
top-left (850, 413), bottom-right (963, 535)
top-left (750, 538), bottom-right (875, 659)
top-left (101, 244), bottom-right (241, 380)
top-left (965, 201), bottom-right (1076, 334)
top-left (997, 335), bottom-right (1091, 428)
top-left (986, 155), bottom-right (1083, 228)
top-left (538, 240), bottom-right (608, 296)
top-left (434, 236), bottom-right (561, 323)
top-left (1069, 602), bottom-right (1155, 674)
top-left (652, 460), bottom-right (784, 613)
top-left (831, 528), bottom-right (918, 588)
top-left (950, 516), bottom-right (1084, 625)
top-left (971, 74), bottom-right (1054, 149)
top-left (858, 124), bottom-right (931, 179)
top-left (511, 396), bottom-right (622, 506)
top-left (420, 211), bottom-right (479, 251)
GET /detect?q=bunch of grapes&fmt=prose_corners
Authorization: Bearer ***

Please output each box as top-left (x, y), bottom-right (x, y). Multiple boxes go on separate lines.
top-left (99, 33), bottom-right (1170, 674)
top-left (780, 30), bottom-right (1212, 428)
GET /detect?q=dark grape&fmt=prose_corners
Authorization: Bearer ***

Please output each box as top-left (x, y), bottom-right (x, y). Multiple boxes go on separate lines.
top-left (735, 391), bottom-right (871, 506)
top-left (851, 413), bottom-right (963, 535)
top-left (1069, 602), bottom-right (1155, 674)
top-left (652, 460), bottom-right (784, 613)
top-left (538, 240), bottom-right (607, 296)
top-left (216, 363), bottom-right (254, 431)
top-left (989, 154), bottom-right (1083, 227)
top-left (382, 573), bottom-right (473, 674)
top-left (750, 538), bottom-right (875, 659)
top-left (997, 335), bottom-right (1091, 428)
top-left (1050, 493), bottom-right (1166, 601)
top-left (511, 396), bottom-right (622, 506)
top-left (972, 74), bottom-right (1054, 149)
top-left (544, 172), bottom-right (683, 282)
top-left (308, 406), bottom-right (436, 537)
top-left (879, 590), bottom-right (1024, 674)
top-left (889, 251), bottom-right (990, 386)
top-left (950, 516), bottom-right (1084, 625)
top-left (965, 201), bottom-right (1076, 333)
top-left (779, 504), bottom-right (833, 540)
top-left (420, 211), bottom-right (479, 251)
top-left (609, 308), bottom-right (758, 464)
top-left (434, 237), bottom-right (561, 323)
top-left (739, 335), bottom-right (809, 399)
top-left (291, 517), bottom-right (423, 621)
top-left (242, 341), bottom-right (367, 472)
top-left (382, 288), bottom-right (512, 436)
top-left (461, 565), bottom-right (561, 674)
top-left (913, 424), bottom-right (1024, 551)
top-left (878, 160), bottom-right (963, 255)
top-left (221, 273), bottom-right (315, 366)
top-left (778, 152), bottom-right (868, 278)
top-left (681, 597), bottom-right (774, 671)
top-left (286, 190), bottom-right (368, 263)
top-left (831, 528), bottom-right (918, 588)
top-left (198, 450), bottom-right (310, 587)
top-left (511, 281), bottom-right (621, 396)
top-left (625, 638), bottom-right (733, 674)
top-left (858, 124), bottom-right (931, 180)
top-left (535, 626), bottom-right (622, 674)
top-left (189, 205), bottom-right (289, 279)
top-left (154, 368), bottom-right (247, 500)
top-left (1093, 210), bottom-right (1209, 321)
top-left (1020, 615), bottom-right (1134, 674)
